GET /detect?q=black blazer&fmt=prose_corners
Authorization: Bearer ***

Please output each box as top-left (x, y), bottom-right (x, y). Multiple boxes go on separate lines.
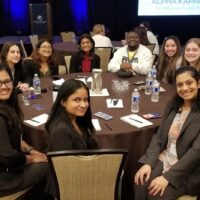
top-left (13, 64), bottom-right (30, 93)
top-left (13, 65), bottom-right (28, 86)
top-left (69, 52), bottom-right (100, 73)
top-left (23, 59), bottom-right (59, 86)
top-left (139, 101), bottom-right (200, 195)
top-left (48, 118), bottom-right (97, 152)
top-left (0, 109), bottom-right (26, 191)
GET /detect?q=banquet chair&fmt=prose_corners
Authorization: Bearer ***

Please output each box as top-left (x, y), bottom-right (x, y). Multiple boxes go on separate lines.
top-left (19, 40), bottom-right (28, 58)
top-left (58, 65), bottom-right (67, 75)
top-left (177, 195), bottom-right (197, 200)
top-left (47, 149), bottom-right (127, 200)
top-left (60, 32), bottom-right (76, 42)
top-left (64, 55), bottom-right (72, 73)
top-left (0, 188), bottom-right (31, 200)
top-left (145, 43), bottom-right (156, 54)
top-left (29, 34), bottom-right (39, 50)
top-left (95, 47), bottom-right (112, 72)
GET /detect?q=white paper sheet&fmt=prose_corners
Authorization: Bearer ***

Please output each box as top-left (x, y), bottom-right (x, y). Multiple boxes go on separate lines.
top-left (120, 114), bottom-right (153, 128)
top-left (75, 78), bottom-right (87, 85)
top-left (106, 99), bottom-right (123, 108)
top-left (92, 119), bottom-right (101, 131)
top-left (52, 78), bottom-right (65, 86)
top-left (24, 113), bottom-right (49, 127)
top-left (89, 88), bottom-right (109, 96)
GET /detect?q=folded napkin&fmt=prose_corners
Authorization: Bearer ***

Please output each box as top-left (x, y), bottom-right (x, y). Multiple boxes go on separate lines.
top-left (106, 99), bottom-right (123, 108)
top-left (89, 88), bottom-right (109, 96)
top-left (24, 113), bottom-right (49, 127)
top-left (120, 114), bottom-right (153, 128)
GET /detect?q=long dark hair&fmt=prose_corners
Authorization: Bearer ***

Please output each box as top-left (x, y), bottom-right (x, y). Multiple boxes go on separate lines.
top-left (0, 41), bottom-right (23, 71)
top-left (0, 63), bottom-right (23, 148)
top-left (77, 33), bottom-right (95, 59)
top-left (46, 79), bottom-right (94, 134)
top-left (158, 36), bottom-right (181, 84)
top-left (172, 66), bottom-right (200, 112)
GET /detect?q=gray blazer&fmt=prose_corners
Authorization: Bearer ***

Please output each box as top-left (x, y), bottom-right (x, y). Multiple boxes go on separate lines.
top-left (139, 101), bottom-right (200, 195)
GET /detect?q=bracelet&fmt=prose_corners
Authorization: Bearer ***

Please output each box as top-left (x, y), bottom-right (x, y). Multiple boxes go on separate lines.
top-left (27, 146), bottom-right (34, 154)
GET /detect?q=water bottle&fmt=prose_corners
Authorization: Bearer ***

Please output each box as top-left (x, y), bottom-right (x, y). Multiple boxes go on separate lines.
top-left (151, 80), bottom-right (160, 102)
top-left (145, 71), bottom-right (153, 95)
top-left (151, 65), bottom-right (157, 80)
top-left (131, 88), bottom-right (140, 113)
top-left (33, 74), bottom-right (41, 96)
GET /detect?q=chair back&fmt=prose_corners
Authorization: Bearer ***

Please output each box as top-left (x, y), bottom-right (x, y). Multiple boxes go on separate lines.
top-left (145, 43), bottom-right (155, 54)
top-left (64, 55), bottom-right (72, 73)
top-left (60, 32), bottom-right (76, 42)
top-left (29, 34), bottom-right (39, 50)
top-left (58, 65), bottom-right (67, 75)
top-left (47, 149), bottom-right (127, 200)
top-left (177, 195), bottom-right (197, 200)
top-left (94, 47), bottom-right (112, 72)
top-left (19, 40), bottom-right (28, 58)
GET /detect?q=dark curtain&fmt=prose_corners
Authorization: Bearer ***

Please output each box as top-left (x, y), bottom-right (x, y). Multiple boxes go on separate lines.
top-left (0, 0), bottom-right (200, 43)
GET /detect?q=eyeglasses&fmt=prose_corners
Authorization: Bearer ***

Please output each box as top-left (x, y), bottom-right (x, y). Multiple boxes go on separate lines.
top-left (0, 80), bottom-right (13, 88)
top-left (40, 45), bottom-right (52, 49)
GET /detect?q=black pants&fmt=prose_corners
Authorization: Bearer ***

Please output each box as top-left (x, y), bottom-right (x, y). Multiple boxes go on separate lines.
top-left (134, 160), bottom-right (186, 200)
top-left (0, 163), bottom-right (57, 198)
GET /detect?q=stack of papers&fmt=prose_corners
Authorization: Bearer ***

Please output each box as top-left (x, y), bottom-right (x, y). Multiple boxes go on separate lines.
top-left (24, 113), bottom-right (49, 127)
top-left (106, 99), bottom-right (123, 108)
top-left (89, 88), bottom-right (109, 96)
top-left (120, 114), bottom-right (153, 128)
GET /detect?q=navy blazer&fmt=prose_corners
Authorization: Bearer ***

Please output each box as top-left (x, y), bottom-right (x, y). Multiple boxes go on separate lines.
top-left (139, 100), bottom-right (200, 195)
top-left (69, 52), bottom-right (100, 73)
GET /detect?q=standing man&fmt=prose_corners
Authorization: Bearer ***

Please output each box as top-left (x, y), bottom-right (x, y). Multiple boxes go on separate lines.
top-left (92, 24), bottom-right (113, 47)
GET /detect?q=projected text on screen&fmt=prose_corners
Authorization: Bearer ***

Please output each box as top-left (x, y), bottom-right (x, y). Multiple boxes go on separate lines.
top-left (138, 0), bottom-right (200, 16)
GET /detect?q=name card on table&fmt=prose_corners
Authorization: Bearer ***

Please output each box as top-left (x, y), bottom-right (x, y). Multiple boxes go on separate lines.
top-left (24, 113), bottom-right (49, 127)
top-left (120, 114), bottom-right (153, 128)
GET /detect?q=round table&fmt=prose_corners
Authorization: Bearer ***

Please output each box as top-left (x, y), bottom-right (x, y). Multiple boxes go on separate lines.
top-left (20, 72), bottom-right (176, 200)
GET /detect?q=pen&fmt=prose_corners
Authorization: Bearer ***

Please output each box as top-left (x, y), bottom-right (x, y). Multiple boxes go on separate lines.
top-left (129, 117), bottom-right (143, 124)
top-left (104, 123), bottom-right (112, 131)
top-left (31, 119), bottom-right (40, 123)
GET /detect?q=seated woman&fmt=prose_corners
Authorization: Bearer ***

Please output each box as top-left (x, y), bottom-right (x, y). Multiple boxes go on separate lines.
top-left (0, 42), bottom-right (29, 92)
top-left (23, 38), bottom-right (59, 85)
top-left (46, 79), bottom-right (97, 151)
top-left (181, 38), bottom-right (200, 72)
top-left (134, 66), bottom-right (200, 199)
top-left (0, 63), bottom-right (56, 199)
top-left (69, 34), bottom-right (100, 73)
top-left (157, 36), bottom-right (182, 84)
